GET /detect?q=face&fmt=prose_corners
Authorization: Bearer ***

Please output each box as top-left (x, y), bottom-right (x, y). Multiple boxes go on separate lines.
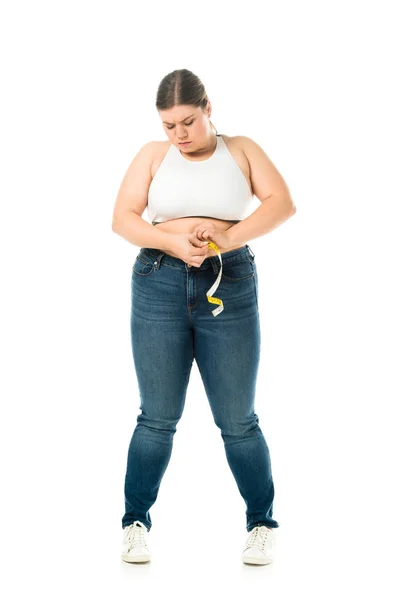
top-left (159, 104), bottom-right (213, 150)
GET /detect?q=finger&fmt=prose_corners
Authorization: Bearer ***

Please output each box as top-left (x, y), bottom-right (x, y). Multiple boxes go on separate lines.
top-left (190, 251), bottom-right (208, 264)
top-left (190, 236), bottom-right (208, 248)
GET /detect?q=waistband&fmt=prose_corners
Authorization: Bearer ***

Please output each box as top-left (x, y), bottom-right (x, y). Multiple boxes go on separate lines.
top-left (138, 244), bottom-right (256, 274)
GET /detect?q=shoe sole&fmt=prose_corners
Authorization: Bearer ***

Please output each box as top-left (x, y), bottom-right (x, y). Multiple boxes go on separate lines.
top-left (121, 553), bottom-right (151, 563)
top-left (242, 555), bottom-right (273, 565)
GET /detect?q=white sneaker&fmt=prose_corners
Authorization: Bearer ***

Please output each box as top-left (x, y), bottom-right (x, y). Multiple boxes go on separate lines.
top-left (242, 525), bottom-right (276, 565)
top-left (121, 521), bottom-right (151, 563)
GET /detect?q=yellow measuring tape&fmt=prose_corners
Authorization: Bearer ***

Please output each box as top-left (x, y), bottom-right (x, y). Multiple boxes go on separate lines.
top-left (205, 241), bottom-right (224, 317)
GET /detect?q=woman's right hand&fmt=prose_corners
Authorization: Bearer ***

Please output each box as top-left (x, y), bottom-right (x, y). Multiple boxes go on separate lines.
top-left (166, 233), bottom-right (209, 267)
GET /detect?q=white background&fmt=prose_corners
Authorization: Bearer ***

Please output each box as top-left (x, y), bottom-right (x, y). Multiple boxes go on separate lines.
top-left (1, 0), bottom-right (399, 598)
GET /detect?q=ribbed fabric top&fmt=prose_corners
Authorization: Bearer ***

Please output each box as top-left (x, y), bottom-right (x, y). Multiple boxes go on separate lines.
top-left (147, 134), bottom-right (253, 225)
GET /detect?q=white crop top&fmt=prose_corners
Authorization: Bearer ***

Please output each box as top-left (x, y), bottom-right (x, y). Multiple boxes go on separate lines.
top-left (147, 134), bottom-right (254, 225)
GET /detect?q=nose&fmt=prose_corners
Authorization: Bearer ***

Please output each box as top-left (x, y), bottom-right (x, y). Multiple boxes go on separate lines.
top-left (176, 126), bottom-right (188, 140)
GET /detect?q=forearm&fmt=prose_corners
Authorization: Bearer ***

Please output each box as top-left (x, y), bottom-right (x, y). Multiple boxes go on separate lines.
top-left (112, 211), bottom-right (172, 251)
top-left (227, 195), bottom-right (296, 247)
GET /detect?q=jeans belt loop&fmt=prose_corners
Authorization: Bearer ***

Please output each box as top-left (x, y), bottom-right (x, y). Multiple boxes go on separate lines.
top-left (210, 255), bottom-right (219, 275)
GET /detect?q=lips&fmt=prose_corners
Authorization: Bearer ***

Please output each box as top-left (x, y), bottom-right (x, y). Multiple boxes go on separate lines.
top-left (179, 141), bottom-right (191, 145)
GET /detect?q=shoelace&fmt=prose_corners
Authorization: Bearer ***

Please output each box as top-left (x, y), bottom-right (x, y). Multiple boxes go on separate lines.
top-left (244, 525), bottom-right (273, 552)
top-left (124, 522), bottom-right (148, 549)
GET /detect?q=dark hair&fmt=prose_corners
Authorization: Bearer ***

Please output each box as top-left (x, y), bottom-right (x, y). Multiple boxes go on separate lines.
top-left (155, 69), bottom-right (217, 134)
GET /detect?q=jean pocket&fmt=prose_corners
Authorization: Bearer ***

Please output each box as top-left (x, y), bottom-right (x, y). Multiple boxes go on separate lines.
top-left (220, 258), bottom-right (255, 282)
top-left (132, 253), bottom-right (156, 277)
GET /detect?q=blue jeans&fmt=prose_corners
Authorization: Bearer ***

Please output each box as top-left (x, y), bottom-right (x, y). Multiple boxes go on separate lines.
top-left (122, 244), bottom-right (280, 533)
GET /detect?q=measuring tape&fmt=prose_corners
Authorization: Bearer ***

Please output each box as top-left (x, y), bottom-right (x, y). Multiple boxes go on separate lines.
top-left (205, 241), bottom-right (224, 317)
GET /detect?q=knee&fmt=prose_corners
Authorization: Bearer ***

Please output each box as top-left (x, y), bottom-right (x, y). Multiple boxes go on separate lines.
top-left (136, 413), bottom-right (182, 435)
top-left (215, 413), bottom-right (261, 438)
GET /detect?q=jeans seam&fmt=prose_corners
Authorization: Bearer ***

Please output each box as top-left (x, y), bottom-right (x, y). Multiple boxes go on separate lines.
top-left (252, 272), bottom-right (258, 308)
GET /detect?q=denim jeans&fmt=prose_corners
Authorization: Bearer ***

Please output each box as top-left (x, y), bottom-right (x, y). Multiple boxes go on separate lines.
top-left (122, 243), bottom-right (280, 533)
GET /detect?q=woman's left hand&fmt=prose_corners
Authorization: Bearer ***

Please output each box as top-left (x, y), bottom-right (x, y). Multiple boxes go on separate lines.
top-left (192, 223), bottom-right (232, 249)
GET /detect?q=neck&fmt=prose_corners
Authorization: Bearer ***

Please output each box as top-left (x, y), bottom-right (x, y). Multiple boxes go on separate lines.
top-left (180, 133), bottom-right (217, 158)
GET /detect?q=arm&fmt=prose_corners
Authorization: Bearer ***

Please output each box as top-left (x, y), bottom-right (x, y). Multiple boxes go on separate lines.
top-left (111, 142), bottom-right (172, 251)
top-left (226, 136), bottom-right (297, 247)
top-left (112, 210), bottom-right (172, 252)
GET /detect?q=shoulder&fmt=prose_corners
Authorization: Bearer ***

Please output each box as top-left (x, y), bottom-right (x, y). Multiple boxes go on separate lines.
top-left (138, 140), bottom-right (165, 158)
top-left (141, 140), bottom-right (172, 178)
top-left (232, 135), bottom-right (279, 175)
top-left (138, 140), bottom-right (171, 156)
top-left (221, 134), bottom-right (268, 164)
top-left (146, 139), bottom-right (172, 158)
top-left (231, 136), bottom-right (293, 202)
top-left (231, 135), bottom-right (269, 160)
top-left (220, 133), bottom-right (251, 159)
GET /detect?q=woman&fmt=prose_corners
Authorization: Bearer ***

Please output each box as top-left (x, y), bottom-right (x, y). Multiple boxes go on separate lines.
top-left (112, 69), bottom-right (296, 566)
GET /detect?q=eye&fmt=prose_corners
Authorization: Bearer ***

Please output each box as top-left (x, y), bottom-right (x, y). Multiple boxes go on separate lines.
top-left (166, 120), bottom-right (194, 130)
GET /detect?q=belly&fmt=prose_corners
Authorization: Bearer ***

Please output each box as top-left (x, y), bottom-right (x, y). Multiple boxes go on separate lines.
top-left (153, 217), bottom-right (245, 258)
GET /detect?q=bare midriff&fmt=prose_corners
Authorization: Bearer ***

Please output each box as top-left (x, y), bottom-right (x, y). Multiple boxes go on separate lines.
top-left (153, 217), bottom-right (245, 259)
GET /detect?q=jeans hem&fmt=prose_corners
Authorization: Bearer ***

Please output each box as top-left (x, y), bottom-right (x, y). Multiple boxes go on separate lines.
top-left (122, 521), bottom-right (151, 532)
top-left (247, 523), bottom-right (280, 532)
